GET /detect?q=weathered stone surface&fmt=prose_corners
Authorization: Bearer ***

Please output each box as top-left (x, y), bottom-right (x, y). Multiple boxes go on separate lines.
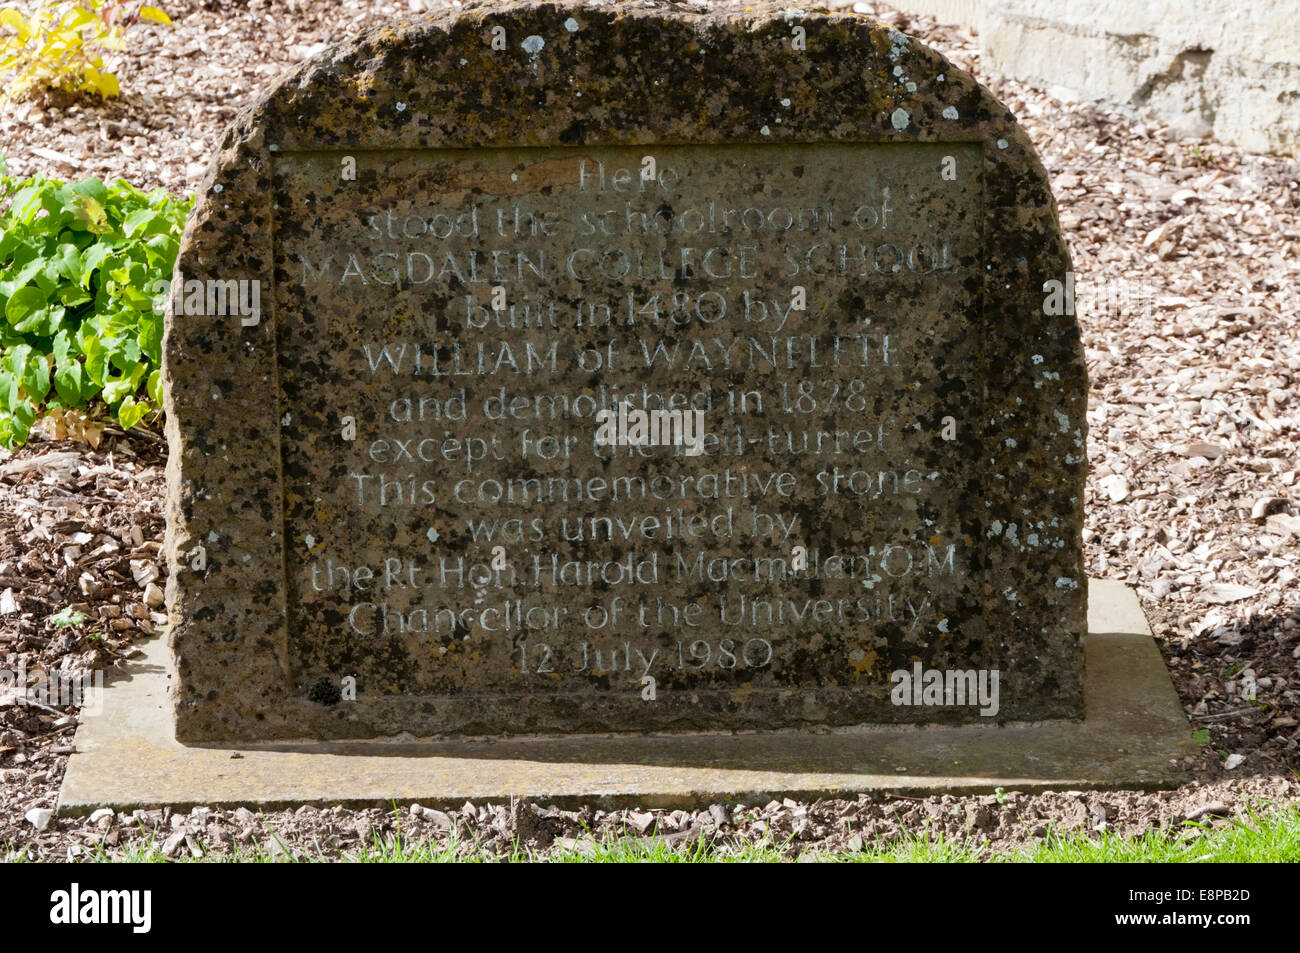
top-left (164, 0), bottom-right (1086, 742)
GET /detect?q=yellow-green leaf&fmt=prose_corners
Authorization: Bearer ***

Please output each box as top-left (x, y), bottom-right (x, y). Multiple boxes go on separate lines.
top-left (0, 8), bottom-right (29, 40)
top-left (139, 6), bottom-right (171, 25)
top-left (70, 194), bottom-right (108, 231)
top-left (92, 71), bottom-right (118, 97)
top-left (62, 7), bottom-right (97, 30)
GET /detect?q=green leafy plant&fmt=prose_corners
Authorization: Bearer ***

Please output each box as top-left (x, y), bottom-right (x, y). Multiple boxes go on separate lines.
top-left (0, 0), bottom-right (170, 102)
top-left (1192, 728), bottom-right (1211, 745)
top-left (50, 605), bottom-right (87, 626)
top-left (1184, 143), bottom-right (1218, 169)
top-left (0, 157), bottom-right (192, 447)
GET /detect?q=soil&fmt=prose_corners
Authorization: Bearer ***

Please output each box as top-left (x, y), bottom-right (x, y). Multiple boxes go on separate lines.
top-left (1, 0), bottom-right (1297, 859)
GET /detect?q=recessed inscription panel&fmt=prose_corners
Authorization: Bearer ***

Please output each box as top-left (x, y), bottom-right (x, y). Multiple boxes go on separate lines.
top-left (271, 142), bottom-right (987, 730)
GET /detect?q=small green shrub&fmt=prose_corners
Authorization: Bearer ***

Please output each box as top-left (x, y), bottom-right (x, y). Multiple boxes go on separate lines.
top-left (0, 157), bottom-right (191, 448)
top-left (0, 1), bottom-right (170, 102)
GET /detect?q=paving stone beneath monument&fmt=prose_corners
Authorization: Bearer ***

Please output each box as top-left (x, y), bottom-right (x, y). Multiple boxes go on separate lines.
top-left (59, 580), bottom-right (1196, 813)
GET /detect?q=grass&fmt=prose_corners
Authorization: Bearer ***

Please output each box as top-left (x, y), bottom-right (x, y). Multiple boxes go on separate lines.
top-left (1020, 807), bottom-right (1300, 863)
top-left (6, 799), bottom-right (1294, 863)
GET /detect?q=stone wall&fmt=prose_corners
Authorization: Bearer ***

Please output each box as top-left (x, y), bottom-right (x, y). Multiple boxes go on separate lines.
top-left (886, 0), bottom-right (1300, 157)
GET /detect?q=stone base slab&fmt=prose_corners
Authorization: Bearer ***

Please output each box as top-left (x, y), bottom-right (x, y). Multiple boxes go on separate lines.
top-left (58, 579), bottom-right (1197, 814)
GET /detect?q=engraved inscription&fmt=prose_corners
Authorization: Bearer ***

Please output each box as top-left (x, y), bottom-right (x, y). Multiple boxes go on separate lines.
top-left (271, 142), bottom-right (987, 707)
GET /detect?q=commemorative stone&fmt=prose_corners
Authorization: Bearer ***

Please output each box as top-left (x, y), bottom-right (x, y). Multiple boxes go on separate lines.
top-left (163, 0), bottom-right (1087, 742)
